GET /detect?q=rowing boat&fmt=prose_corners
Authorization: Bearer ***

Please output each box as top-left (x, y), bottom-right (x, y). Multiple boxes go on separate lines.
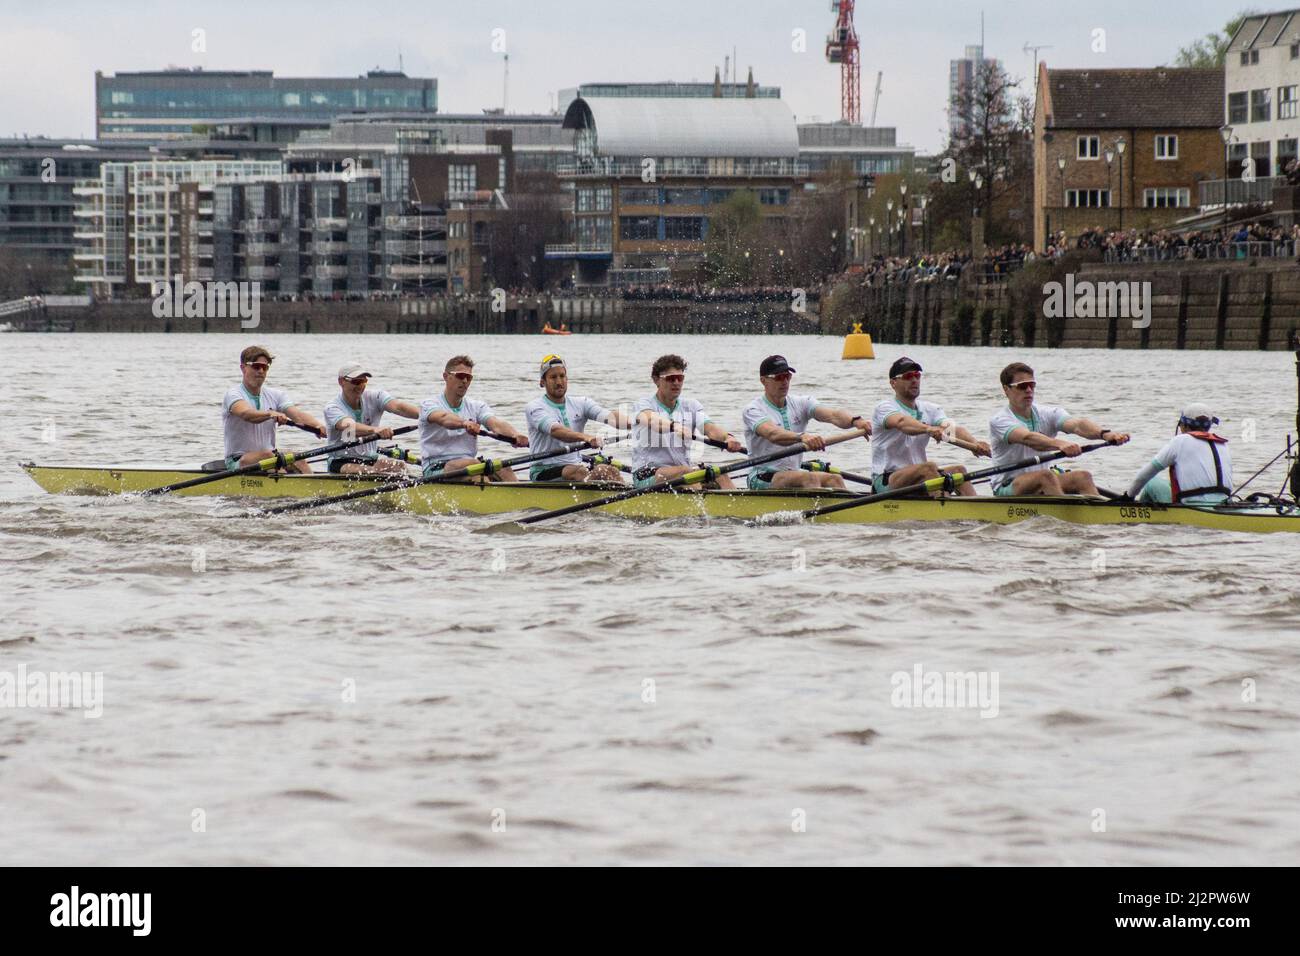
top-left (17, 462), bottom-right (1300, 533)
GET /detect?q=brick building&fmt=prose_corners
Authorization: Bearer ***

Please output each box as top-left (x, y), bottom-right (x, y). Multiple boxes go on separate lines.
top-left (1033, 64), bottom-right (1225, 249)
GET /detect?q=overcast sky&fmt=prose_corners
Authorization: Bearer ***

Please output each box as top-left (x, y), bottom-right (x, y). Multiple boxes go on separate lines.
top-left (0, 0), bottom-right (1241, 153)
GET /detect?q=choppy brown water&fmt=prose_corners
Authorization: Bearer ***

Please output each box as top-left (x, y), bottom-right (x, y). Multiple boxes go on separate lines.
top-left (2, 333), bottom-right (1298, 865)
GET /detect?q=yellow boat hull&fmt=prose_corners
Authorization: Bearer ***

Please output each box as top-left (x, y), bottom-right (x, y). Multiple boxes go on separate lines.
top-left (17, 462), bottom-right (1300, 533)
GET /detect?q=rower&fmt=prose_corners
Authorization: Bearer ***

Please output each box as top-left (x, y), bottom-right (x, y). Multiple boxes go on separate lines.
top-left (871, 356), bottom-right (990, 496)
top-left (633, 354), bottom-right (744, 489)
top-left (741, 354), bottom-right (871, 490)
top-left (322, 362), bottom-right (422, 475)
top-left (420, 355), bottom-right (529, 482)
top-left (1126, 403), bottom-right (1233, 505)
top-left (222, 345), bottom-right (326, 473)
top-left (988, 362), bottom-right (1129, 497)
top-left (524, 354), bottom-right (633, 482)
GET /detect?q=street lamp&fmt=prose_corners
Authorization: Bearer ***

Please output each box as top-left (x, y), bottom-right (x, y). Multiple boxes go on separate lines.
top-left (1056, 156), bottom-right (1067, 245)
top-left (899, 182), bottom-right (909, 255)
top-left (1219, 124), bottom-right (1234, 229)
top-left (869, 216), bottom-right (876, 257)
top-left (885, 200), bottom-right (895, 255)
top-left (1115, 138), bottom-right (1126, 232)
top-left (919, 195), bottom-right (929, 252)
top-left (1104, 147), bottom-right (1115, 229)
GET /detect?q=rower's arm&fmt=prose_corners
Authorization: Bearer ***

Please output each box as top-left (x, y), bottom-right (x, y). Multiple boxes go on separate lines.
top-left (284, 405), bottom-right (326, 438)
top-left (485, 416), bottom-right (529, 447)
top-left (754, 420), bottom-right (805, 446)
top-left (883, 411), bottom-right (944, 439)
top-left (548, 423), bottom-right (599, 446)
top-left (813, 406), bottom-right (872, 436)
top-left (425, 408), bottom-right (471, 429)
top-left (1006, 426), bottom-right (1070, 453)
top-left (699, 420), bottom-right (735, 444)
top-left (333, 416), bottom-right (386, 440)
top-left (228, 399), bottom-right (286, 425)
top-left (384, 399), bottom-right (421, 419)
top-left (948, 422), bottom-right (992, 457)
top-left (637, 409), bottom-right (689, 439)
top-left (1062, 417), bottom-right (1130, 445)
top-left (1127, 460), bottom-right (1164, 498)
top-left (602, 407), bottom-right (635, 430)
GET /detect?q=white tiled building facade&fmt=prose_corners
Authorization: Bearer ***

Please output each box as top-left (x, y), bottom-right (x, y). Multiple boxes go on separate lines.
top-left (1225, 11), bottom-right (1300, 179)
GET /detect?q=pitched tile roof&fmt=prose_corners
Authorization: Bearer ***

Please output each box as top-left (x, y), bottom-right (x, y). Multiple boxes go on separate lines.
top-left (1042, 68), bottom-right (1224, 130)
top-left (1228, 10), bottom-right (1300, 51)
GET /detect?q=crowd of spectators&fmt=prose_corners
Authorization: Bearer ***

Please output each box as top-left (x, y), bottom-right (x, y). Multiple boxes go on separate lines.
top-left (1077, 223), bottom-right (1300, 262)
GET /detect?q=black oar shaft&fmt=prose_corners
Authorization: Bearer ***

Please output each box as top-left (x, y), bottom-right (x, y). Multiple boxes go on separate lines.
top-left (144, 425), bottom-right (418, 496)
top-left (803, 443), bottom-right (1107, 520)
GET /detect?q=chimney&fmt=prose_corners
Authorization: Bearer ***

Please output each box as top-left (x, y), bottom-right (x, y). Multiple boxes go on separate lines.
top-left (746, 67), bottom-right (755, 98)
top-left (713, 66), bottom-right (722, 98)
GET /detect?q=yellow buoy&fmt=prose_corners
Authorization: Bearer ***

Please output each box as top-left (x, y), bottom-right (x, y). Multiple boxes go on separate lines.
top-left (842, 322), bottom-right (875, 360)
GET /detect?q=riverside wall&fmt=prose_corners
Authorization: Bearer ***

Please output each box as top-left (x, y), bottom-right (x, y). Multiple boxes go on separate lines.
top-left (11, 294), bottom-right (819, 335)
top-left (825, 260), bottom-right (1300, 351)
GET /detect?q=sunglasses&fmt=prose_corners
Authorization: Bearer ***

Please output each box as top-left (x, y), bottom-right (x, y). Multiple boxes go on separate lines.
top-left (765, 372), bottom-right (793, 382)
top-left (446, 371), bottom-right (474, 383)
top-left (344, 376), bottom-right (369, 385)
top-left (1010, 380), bottom-right (1036, 391)
top-left (894, 371), bottom-right (922, 381)
top-left (658, 373), bottom-right (686, 384)
top-left (245, 362), bottom-right (271, 372)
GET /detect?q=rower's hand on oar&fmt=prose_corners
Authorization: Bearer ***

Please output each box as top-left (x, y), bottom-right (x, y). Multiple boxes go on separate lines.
top-left (1058, 441), bottom-right (1084, 457)
top-left (270, 411), bottom-right (291, 426)
top-left (972, 440), bottom-right (992, 458)
top-left (509, 434), bottom-right (529, 448)
top-left (375, 426), bottom-right (395, 440)
top-left (926, 425), bottom-right (947, 442)
top-left (585, 434), bottom-right (604, 449)
top-left (723, 435), bottom-right (745, 453)
top-left (800, 432), bottom-right (827, 451)
top-left (462, 420), bottom-right (482, 436)
top-left (1103, 430), bottom-right (1131, 446)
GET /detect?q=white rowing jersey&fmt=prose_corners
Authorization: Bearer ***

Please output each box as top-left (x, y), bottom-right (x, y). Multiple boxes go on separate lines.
top-left (742, 393), bottom-right (819, 474)
top-left (222, 384), bottom-right (296, 457)
top-left (632, 394), bottom-right (713, 471)
top-left (323, 388), bottom-right (395, 461)
top-left (988, 403), bottom-right (1070, 491)
top-left (419, 393), bottom-right (497, 462)
top-left (871, 397), bottom-right (948, 475)
top-left (524, 394), bottom-right (610, 467)
top-left (1151, 433), bottom-right (1233, 500)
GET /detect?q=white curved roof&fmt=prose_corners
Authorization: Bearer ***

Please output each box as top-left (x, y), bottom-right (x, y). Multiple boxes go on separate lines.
top-left (563, 97), bottom-right (799, 159)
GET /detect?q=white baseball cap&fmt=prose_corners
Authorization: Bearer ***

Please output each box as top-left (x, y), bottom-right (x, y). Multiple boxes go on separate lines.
top-left (338, 363), bottom-right (373, 380)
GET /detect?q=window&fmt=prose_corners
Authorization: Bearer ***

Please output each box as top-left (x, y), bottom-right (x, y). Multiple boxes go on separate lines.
top-left (619, 216), bottom-right (657, 240)
top-left (707, 188), bottom-right (734, 204)
top-left (1154, 135), bottom-right (1178, 159)
top-left (1077, 136), bottom-right (1100, 160)
top-left (1281, 86), bottom-right (1299, 120)
top-left (109, 91), bottom-right (134, 105)
top-left (664, 188), bottom-right (706, 205)
top-left (1229, 142), bottom-right (1248, 178)
top-left (1251, 140), bottom-right (1272, 177)
top-left (1251, 88), bottom-right (1271, 122)
top-left (594, 187), bottom-right (611, 211)
top-left (1279, 138), bottom-right (1299, 169)
top-left (619, 187), bottom-right (659, 206)
top-left (498, 157), bottom-right (507, 190)
top-left (448, 164), bottom-right (476, 195)
top-left (662, 216), bottom-right (705, 240)
top-left (576, 188), bottom-right (594, 212)
top-left (1143, 188), bottom-right (1190, 208)
top-left (1066, 189), bottom-right (1111, 208)
top-left (758, 188), bottom-right (790, 205)
top-left (1229, 92), bottom-right (1248, 125)
top-left (1240, 49), bottom-right (1259, 65)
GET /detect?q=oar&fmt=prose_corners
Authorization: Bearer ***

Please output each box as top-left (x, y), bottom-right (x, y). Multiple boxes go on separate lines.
top-left (801, 443), bottom-right (1108, 521)
top-left (802, 460), bottom-right (874, 487)
top-left (377, 446), bottom-right (421, 466)
top-left (498, 429), bottom-right (868, 528)
top-left (142, 425), bottom-right (419, 496)
top-left (282, 419), bottom-right (328, 439)
top-left (253, 438), bottom-right (603, 517)
top-left (583, 453), bottom-right (634, 474)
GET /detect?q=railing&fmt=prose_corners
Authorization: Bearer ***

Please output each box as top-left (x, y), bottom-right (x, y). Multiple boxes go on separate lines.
top-left (244, 242), bottom-right (278, 256)
top-left (1103, 239), bottom-right (1298, 262)
top-left (242, 218), bottom-right (281, 233)
top-left (384, 240), bottom-right (448, 254)
top-left (386, 263), bottom-right (448, 277)
top-left (544, 242), bottom-right (613, 256)
top-left (313, 217), bottom-right (348, 230)
top-left (247, 266), bottom-right (280, 280)
top-left (309, 240), bottom-right (350, 255)
top-left (1198, 176), bottom-right (1286, 207)
top-left (313, 265), bottom-right (347, 279)
top-left (558, 158), bottom-right (809, 178)
top-left (383, 215), bottom-right (446, 230)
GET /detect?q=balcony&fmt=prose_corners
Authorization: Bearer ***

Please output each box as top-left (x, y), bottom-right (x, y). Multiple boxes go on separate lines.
top-left (543, 243), bottom-right (613, 259)
top-left (313, 217), bottom-right (348, 230)
top-left (309, 240), bottom-right (350, 255)
top-left (72, 250), bottom-right (104, 261)
top-left (73, 181), bottom-right (104, 196)
top-left (191, 267), bottom-right (214, 280)
top-left (313, 265), bottom-right (347, 279)
top-left (1198, 176), bottom-right (1286, 207)
top-left (557, 158), bottom-right (810, 178)
top-left (383, 215), bottom-right (445, 230)
top-left (73, 207), bottom-right (101, 218)
top-left (366, 192), bottom-right (382, 204)
top-left (243, 217), bottom-right (281, 233)
top-left (247, 266), bottom-right (281, 280)
top-left (384, 239), bottom-right (447, 255)
top-left (386, 263), bottom-right (449, 277)
top-left (73, 229), bottom-right (101, 240)
top-left (244, 242), bottom-right (278, 256)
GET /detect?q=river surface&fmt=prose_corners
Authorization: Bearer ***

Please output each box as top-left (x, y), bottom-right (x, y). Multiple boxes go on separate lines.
top-left (1, 333), bottom-right (1298, 865)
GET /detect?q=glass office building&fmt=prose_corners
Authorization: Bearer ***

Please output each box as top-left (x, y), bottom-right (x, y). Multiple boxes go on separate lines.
top-left (96, 69), bottom-right (437, 140)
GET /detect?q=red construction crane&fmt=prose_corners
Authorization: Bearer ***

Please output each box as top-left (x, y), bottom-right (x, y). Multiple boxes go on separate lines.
top-left (825, 0), bottom-right (861, 125)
